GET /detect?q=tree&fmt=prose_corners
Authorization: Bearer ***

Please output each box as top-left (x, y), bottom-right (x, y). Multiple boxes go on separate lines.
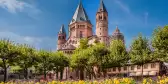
top-left (37, 50), bottom-right (52, 80)
top-left (70, 38), bottom-right (90, 80)
top-left (108, 40), bottom-right (128, 76)
top-left (89, 43), bottom-right (110, 78)
top-left (129, 34), bottom-right (152, 78)
top-left (51, 51), bottom-right (69, 80)
top-left (109, 40), bottom-right (128, 66)
top-left (0, 39), bottom-right (20, 82)
top-left (16, 44), bottom-right (37, 79)
top-left (152, 26), bottom-right (168, 61)
top-left (71, 48), bottom-right (91, 80)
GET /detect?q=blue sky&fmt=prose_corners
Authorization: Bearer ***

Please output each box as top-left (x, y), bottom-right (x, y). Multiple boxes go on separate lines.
top-left (0, 0), bottom-right (167, 50)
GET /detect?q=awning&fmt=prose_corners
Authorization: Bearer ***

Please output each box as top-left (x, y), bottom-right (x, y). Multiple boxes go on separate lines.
top-left (136, 72), bottom-right (142, 76)
top-left (143, 72), bottom-right (149, 76)
top-left (149, 71), bottom-right (157, 76)
top-left (129, 73), bottom-right (136, 76)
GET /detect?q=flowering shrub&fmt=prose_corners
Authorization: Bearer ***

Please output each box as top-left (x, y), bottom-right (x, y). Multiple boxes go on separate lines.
top-left (1, 76), bottom-right (168, 84)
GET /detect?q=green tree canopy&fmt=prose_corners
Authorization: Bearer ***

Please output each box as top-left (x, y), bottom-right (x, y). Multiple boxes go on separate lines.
top-left (37, 50), bottom-right (52, 80)
top-left (152, 26), bottom-right (168, 61)
top-left (130, 34), bottom-right (152, 65)
top-left (129, 34), bottom-right (152, 78)
top-left (16, 44), bottom-right (37, 79)
top-left (51, 51), bottom-right (69, 80)
top-left (70, 38), bottom-right (91, 80)
top-left (0, 39), bottom-right (20, 82)
top-left (108, 40), bottom-right (128, 68)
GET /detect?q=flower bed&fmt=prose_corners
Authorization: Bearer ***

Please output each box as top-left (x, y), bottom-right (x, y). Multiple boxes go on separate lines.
top-left (0, 76), bottom-right (168, 84)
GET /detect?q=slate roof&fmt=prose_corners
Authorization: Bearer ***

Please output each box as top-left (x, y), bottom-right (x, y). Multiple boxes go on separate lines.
top-left (112, 26), bottom-right (122, 36)
top-left (59, 24), bottom-right (66, 34)
top-left (69, 0), bottom-right (91, 25)
top-left (97, 0), bottom-right (107, 13)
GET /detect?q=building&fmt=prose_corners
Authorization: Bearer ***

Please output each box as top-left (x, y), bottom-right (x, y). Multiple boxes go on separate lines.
top-left (107, 62), bottom-right (168, 77)
top-left (56, 0), bottom-right (168, 80)
top-left (56, 0), bottom-right (124, 54)
top-left (56, 0), bottom-right (125, 79)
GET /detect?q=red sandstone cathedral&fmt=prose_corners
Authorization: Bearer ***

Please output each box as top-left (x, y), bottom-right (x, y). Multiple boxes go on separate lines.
top-left (56, 0), bottom-right (124, 79)
top-left (57, 0), bottom-right (124, 54)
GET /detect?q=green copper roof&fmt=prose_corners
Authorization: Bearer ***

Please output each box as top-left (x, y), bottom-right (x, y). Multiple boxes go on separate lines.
top-left (98, 0), bottom-right (107, 12)
top-left (69, 0), bottom-right (91, 25)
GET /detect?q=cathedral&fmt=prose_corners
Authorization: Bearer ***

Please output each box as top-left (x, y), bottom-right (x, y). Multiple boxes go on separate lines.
top-left (57, 0), bottom-right (124, 54)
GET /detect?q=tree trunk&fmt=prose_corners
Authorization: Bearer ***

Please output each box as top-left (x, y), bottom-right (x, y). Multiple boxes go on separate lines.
top-left (79, 69), bottom-right (84, 80)
top-left (55, 70), bottom-right (58, 80)
top-left (84, 66), bottom-right (95, 80)
top-left (24, 68), bottom-right (29, 79)
top-left (103, 70), bottom-right (106, 78)
top-left (3, 59), bottom-right (7, 82)
top-left (44, 68), bottom-right (47, 80)
top-left (60, 70), bottom-right (63, 80)
top-left (97, 66), bottom-right (101, 78)
top-left (4, 67), bottom-right (7, 82)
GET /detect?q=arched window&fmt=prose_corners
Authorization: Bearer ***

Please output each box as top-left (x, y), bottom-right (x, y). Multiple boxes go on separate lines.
top-left (58, 36), bottom-right (61, 40)
top-left (104, 16), bottom-right (106, 20)
top-left (80, 31), bottom-right (83, 38)
top-left (99, 16), bottom-right (102, 20)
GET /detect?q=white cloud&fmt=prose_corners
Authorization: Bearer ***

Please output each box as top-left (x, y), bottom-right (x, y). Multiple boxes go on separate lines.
top-left (0, 0), bottom-right (28, 13)
top-left (0, 31), bottom-right (56, 51)
top-left (0, 0), bottom-right (41, 19)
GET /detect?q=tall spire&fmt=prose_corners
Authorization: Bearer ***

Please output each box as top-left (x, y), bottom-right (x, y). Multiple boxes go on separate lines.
top-left (98, 0), bottom-right (107, 12)
top-left (59, 24), bottom-right (66, 34)
top-left (69, 0), bottom-right (91, 25)
top-left (115, 25), bottom-right (120, 33)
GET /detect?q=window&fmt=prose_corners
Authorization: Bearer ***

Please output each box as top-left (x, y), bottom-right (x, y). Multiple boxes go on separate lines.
top-left (80, 31), bottom-right (83, 38)
top-left (113, 67), bottom-right (116, 71)
top-left (58, 36), bottom-right (61, 40)
top-left (131, 66), bottom-right (134, 70)
top-left (107, 69), bottom-right (111, 72)
top-left (137, 65), bottom-right (141, 69)
top-left (151, 63), bottom-right (156, 68)
top-left (118, 67), bottom-right (121, 71)
top-left (99, 16), bottom-right (102, 20)
top-left (144, 64), bottom-right (148, 69)
top-left (104, 16), bottom-right (106, 20)
top-left (124, 67), bottom-right (127, 71)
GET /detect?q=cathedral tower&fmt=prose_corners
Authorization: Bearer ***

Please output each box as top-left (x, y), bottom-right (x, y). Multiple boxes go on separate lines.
top-left (96, 0), bottom-right (108, 45)
top-left (57, 25), bottom-right (66, 50)
top-left (111, 26), bottom-right (125, 43)
top-left (69, 0), bottom-right (92, 39)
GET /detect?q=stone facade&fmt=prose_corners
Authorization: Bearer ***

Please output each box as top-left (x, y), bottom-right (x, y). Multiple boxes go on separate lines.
top-left (56, 0), bottom-right (124, 79)
top-left (57, 0), bottom-right (124, 53)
